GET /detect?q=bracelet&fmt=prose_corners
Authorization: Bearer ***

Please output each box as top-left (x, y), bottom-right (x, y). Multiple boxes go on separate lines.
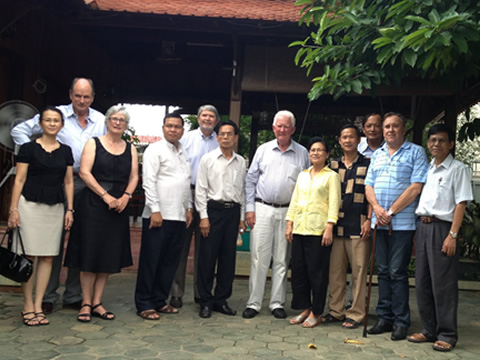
top-left (67, 209), bottom-right (75, 213)
top-left (187, 208), bottom-right (194, 212)
top-left (366, 217), bottom-right (372, 221)
top-left (9, 208), bottom-right (18, 214)
top-left (100, 190), bottom-right (107, 198)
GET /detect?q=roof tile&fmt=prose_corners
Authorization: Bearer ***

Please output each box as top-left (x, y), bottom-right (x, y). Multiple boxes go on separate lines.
top-left (87, 0), bottom-right (301, 22)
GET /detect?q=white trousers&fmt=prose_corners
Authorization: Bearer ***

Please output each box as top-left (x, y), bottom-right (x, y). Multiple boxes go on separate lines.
top-left (246, 202), bottom-right (290, 311)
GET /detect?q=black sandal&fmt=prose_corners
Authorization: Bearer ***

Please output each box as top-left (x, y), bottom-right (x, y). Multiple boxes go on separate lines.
top-left (323, 313), bottom-right (343, 323)
top-left (77, 304), bottom-right (92, 323)
top-left (92, 303), bottom-right (115, 320)
top-left (342, 318), bottom-right (360, 329)
top-left (21, 311), bottom-right (38, 326)
top-left (35, 312), bottom-right (50, 326)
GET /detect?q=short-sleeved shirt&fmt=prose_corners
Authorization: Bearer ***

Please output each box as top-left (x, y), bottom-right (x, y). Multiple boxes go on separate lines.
top-left (416, 154), bottom-right (473, 222)
top-left (365, 140), bottom-right (428, 231)
top-left (17, 141), bottom-right (74, 204)
top-left (330, 153), bottom-right (370, 238)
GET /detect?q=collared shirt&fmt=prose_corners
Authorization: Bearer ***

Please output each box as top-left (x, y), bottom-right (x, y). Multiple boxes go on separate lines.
top-left (416, 154), bottom-right (473, 222)
top-left (358, 138), bottom-right (384, 158)
top-left (330, 153), bottom-right (370, 239)
top-left (286, 166), bottom-right (341, 236)
top-left (141, 139), bottom-right (192, 221)
top-left (365, 140), bottom-right (428, 231)
top-left (245, 139), bottom-right (309, 212)
top-left (195, 147), bottom-right (246, 220)
top-left (10, 104), bottom-right (106, 172)
top-left (180, 128), bottom-right (219, 185)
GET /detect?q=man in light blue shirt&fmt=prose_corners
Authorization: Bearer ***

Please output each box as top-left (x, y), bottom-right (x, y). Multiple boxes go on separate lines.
top-left (365, 112), bottom-right (428, 341)
top-left (242, 110), bottom-right (309, 319)
top-left (10, 77), bottom-right (106, 313)
top-left (169, 105), bottom-right (219, 309)
top-left (358, 113), bottom-right (384, 158)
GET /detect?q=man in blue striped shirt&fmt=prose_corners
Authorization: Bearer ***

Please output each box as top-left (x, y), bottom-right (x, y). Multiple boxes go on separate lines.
top-left (365, 112), bottom-right (428, 341)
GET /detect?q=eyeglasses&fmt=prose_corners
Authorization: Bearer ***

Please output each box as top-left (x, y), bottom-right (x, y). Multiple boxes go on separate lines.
top-left (109, 117), bottom-right (126, 124)
top-left (218, 132), bottom-right (235, 137)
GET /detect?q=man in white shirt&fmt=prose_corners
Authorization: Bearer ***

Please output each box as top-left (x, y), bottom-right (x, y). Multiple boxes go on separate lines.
top-left (195, 120), bottom-right (246, 318)
top-left (10, 77), bottom-right (106, 313)
top-left (358, 113), bottom-right (383, 158)
top-left (134, 113), bottom-right (193, 320)
top-left (170, 105), bottom-right (219, 309)
top-left (242, 110), bottom-right (309, 319)
top-left (408, 124), bottom-right (473, 352)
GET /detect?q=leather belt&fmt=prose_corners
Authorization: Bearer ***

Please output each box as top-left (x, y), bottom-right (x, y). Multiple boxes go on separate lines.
top-left (255, 198), bottom-right (289, 208)
top-left (190, 184), bottom-right (195, 189)
top-left (208, 200), bottom-right (240, 209)
top-left (420, 216), bottom-right (442, 223)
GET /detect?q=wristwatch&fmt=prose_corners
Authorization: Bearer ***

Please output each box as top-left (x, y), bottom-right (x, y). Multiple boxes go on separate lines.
top-left (449, 231), bottom-right (458, 239)
top-left (124, 191), bottom-right (132, 199)
top-left (387, 209), bottom-right (395, 216)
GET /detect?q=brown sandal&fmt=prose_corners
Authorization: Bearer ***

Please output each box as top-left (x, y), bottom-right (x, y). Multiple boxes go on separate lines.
top-left (433, 340), bottom-right (454, 352)
top-left (407, 332), bottom-right (435, 343)
top-left (137, 309), bottom-right (160, 320)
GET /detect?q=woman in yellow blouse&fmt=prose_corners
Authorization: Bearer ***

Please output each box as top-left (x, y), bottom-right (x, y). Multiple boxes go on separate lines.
top-left (285, 137), bottom-right (341, 328)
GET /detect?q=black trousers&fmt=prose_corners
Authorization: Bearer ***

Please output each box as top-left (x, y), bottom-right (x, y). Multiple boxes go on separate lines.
top-left (415, 220), bottom-right (458, 346)
top-left (135, 219), bottom-right (186, 312)
top-left (291, 234), bottom-right (331, 316)
top-left (197, 205), bottom-right (240, 307)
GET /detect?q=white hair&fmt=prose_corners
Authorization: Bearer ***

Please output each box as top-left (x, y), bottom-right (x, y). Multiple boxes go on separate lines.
top-left (273, 110), bottom-right (296, 127)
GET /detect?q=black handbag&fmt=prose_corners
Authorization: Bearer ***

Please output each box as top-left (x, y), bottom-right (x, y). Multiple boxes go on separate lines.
top-left (0, 228), bottom-right (33, 283)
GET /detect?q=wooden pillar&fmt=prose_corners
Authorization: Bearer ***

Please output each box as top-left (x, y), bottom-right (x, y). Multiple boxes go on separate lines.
top-left (229, 35), bottom-right (243, 150)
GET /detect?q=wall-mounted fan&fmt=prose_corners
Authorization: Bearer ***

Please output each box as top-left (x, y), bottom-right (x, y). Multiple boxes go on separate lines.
top-left (0, 100), bottom-right (38, 188)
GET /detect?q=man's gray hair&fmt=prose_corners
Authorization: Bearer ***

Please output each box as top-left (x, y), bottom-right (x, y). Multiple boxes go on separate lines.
top-left (105, 105), bottom-right (130, 127)
top-left (197, 104), bottom-right (220, 122)
top-left (273, 110), bottom-right (296, 127)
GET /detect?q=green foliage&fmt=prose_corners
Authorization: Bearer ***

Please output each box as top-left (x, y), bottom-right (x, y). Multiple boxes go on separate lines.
top-left (459, 201), bottom-right (480, 261)
top-left (292, 0), bottom-right (480, 100)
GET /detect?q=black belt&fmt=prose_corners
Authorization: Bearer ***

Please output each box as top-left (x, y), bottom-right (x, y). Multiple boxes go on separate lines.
top-left (208, 200), bottom-right (240, 209)
top-left (255, 198), bottom-right (289, 208)
top-left (190, 184), bottom-right (195, 189)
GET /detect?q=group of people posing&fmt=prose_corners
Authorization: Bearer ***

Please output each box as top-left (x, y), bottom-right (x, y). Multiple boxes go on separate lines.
top-left (7, 78), bottom-right (472, 354)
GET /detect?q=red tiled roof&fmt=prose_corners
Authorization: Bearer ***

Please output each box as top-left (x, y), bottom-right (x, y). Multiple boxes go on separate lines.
top-left (84, 0), bottom-right (301, 23)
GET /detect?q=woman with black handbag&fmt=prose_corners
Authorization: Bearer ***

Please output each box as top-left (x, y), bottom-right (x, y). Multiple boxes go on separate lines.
top-left (8, 106), bottom-right (74, 326)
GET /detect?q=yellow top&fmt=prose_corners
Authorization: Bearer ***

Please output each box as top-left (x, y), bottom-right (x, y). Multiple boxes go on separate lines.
top-left (286, 165), bottom-right (341, 236)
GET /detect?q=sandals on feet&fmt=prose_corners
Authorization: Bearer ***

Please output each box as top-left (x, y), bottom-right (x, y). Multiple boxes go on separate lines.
top-left (34, 312), bottom-right (49, 326)
top-left (158, 304), bottom-right (179, 314)
top-left (342, 318), bottom-right (360, 329)
top-left (433, 340), bottom-right (454, 352)
top-left (407, 332), bottom-right (435, 343)
top-left (21, 311), bottom-right (38, 326)
top-left (323, 313), bottom-right (343, 324)
top-left (77, 304), bottom-right (92, 323)
top-left (92, 303), bottom-right (115, 320)
top-left (137, 309), bottom-right (160, 320)
top-left (289, 313), bottom-right (308, 325)
top-left (302, 316), bottom-right (322, 328)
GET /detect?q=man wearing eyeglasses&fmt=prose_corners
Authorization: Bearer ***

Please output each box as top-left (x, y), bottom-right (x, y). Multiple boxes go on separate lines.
top-left (195, 120), bottom-right (246, 318)
top-left (242, 110), bottom-right (309, 320)
top-left (11, 77), bottom-right (105, 314)
top-left (409, 124), bottom-right (473, 352)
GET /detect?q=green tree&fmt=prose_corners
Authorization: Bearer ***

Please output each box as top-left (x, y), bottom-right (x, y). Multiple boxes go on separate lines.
top-left (291, 0), bottom-right (480, 101)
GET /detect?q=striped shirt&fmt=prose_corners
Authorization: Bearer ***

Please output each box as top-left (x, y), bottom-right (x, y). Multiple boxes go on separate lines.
top-left (365, 140), bottom-right (428, 231)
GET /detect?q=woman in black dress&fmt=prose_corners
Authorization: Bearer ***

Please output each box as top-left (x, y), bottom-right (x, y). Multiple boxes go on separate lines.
top-left (8, 106), bottom-right (74, 326)
top-left (65, 105), bottom-right (138, 322)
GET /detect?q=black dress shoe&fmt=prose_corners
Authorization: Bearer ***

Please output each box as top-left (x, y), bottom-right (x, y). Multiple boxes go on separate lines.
top-left (368, 319), bottom-right (394, 334)
top-left (63, 300), bottom-right (83, 310)
top-left (170, 296), bottom-right (183, 308)
top-left (391, 326), bottom-right (408, 341)
top-left (199, 306), bottom-right (211, 318)
top-left (242, 308), bottom-right (259, 319)
top-left (272, 308), bottom-right (287, 319)
top-left (42, 302), bottom-right (54, 315)
top-left (213, 303), bottom-right (236, 316)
